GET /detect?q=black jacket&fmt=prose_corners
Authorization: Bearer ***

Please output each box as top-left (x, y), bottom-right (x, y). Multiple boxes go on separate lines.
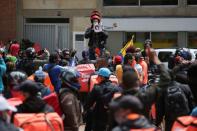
top-left (112, 115), bottom-right (155, 131)
top-left (86, 80), bottom-right (121, 130)
top-left (0, 118), bottom-right (19, 131)
top-left (85, 27), bottom-right (108, 49)
top-left (16, 96), bottom-right (54, 113)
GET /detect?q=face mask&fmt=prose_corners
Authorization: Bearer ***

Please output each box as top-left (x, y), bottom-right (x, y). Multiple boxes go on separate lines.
top-left (93, 21), bottom-right (99, 26)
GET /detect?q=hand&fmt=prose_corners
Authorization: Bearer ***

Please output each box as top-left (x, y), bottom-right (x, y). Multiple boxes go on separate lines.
top-left (148, 48), bottom-right (161, 65)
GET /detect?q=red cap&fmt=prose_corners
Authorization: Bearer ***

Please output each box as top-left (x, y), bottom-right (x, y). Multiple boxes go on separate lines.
top-left (91, 15), bottom-right (101, 20)
top-left (90, 10), bottom-right (101, 21)
top-left (115, 55), bottom-right (122, 64)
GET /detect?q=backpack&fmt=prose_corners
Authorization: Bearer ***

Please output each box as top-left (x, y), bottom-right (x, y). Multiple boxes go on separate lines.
top-left (99, 83), bottom-right (118, 110)
top-left (171, 116), bottom-right (197, 131)
top-left (14, 113), bottom-right (64, 131)
top-left (43, 93), bottom-right (63, 116)
top-left (165, 82), bottom-right (190, 120)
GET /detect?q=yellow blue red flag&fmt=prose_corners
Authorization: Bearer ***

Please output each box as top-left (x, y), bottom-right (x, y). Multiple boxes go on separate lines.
top-left (119, 35), bottom-right (134, 57)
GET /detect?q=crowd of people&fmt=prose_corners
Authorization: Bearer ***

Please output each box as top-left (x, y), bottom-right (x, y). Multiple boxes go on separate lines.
top-left (0, 38), bottom-right (196, 131)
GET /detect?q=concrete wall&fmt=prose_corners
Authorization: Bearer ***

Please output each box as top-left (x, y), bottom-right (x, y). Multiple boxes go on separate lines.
top-left (106, 32), bottom-right (124, 55)
top-left (16, 0), bottom-right (197, 51)
top-left (73, 17), bottom-right (90, 32)
top-left (23, 0), bottom-right (97, 9)
top-left (0, 0), bottom-right (16, 42)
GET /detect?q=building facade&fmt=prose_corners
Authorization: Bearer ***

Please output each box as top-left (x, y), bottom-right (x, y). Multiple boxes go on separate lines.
top-left (0, 0), bottom-right (16, 43)
top-left (14, 0), bottom-right (197, 55)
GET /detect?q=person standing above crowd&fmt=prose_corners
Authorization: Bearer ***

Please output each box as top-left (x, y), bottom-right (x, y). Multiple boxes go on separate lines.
top-left (85, 11), bottom-right (108, 60)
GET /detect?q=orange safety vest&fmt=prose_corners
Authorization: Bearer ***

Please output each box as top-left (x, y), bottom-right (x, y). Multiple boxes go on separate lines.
top-left (89, 74), bottom-right (119, 92)
top-left (28, 72), bottom-right (54, 92)
top-left (171, 116), bottom-right (197, 131)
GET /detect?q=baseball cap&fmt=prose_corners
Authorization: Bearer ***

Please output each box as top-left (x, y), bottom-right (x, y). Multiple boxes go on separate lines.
top-left (0, 96), bottom-right (17, 112)
top-left (98, 68), bottom-right (111, 78)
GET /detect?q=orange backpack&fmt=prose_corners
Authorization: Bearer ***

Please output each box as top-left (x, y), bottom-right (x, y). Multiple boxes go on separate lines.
top-left (171, 116), bottom-right (197, 131)
top-left (43, 93), bottom-right (63, 116)
top-left (28, 73), bottom-right (54, 92)
top-left (14, 113), bottom-right (64, 131)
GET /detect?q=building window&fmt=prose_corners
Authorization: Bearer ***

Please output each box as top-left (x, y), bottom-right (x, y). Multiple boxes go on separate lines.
top-left (125, 32), bottom-right (177, 48)
top-left (188, 0), bottom-right (197, 5)
top-left (188, 32), bottom-right (197, 48)
top-left (103, 0), bottom-right (178, 6)
top-left (103, 0), bottom-right (139, 6)
top-left (141, 0), bottom-right (178, 5)
top-left (151, 32), bottom-right (177, 48)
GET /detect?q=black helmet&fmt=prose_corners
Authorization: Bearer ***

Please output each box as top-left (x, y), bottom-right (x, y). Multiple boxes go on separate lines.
top-left (25, 47), bottom-right (36, 58)
top-left (15, 80), bottom-right (40, 96)
top-left (60, 68), bottom-right (80, 90)
top-left (8, 71), bottom-right (27, 87)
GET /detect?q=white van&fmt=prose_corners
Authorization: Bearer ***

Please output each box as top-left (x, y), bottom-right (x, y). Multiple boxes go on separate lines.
top-left (155, 48), bottom-right (197, 69)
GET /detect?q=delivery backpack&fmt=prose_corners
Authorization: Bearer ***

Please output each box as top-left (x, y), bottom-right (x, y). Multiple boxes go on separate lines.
top-left (171, 116), bottom-right (197, 131)
top-left (14, 113), bottom-right (64, 131)
top-left (165, 82), bottom-right (190, 120)
top-left (43, 93), bottom-right (63, 116)
top-left (98, 82), bottom-right (119, 110)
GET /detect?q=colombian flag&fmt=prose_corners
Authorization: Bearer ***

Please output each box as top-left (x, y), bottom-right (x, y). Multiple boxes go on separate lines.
top-left (119, 36), bottom-right (134, 57)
